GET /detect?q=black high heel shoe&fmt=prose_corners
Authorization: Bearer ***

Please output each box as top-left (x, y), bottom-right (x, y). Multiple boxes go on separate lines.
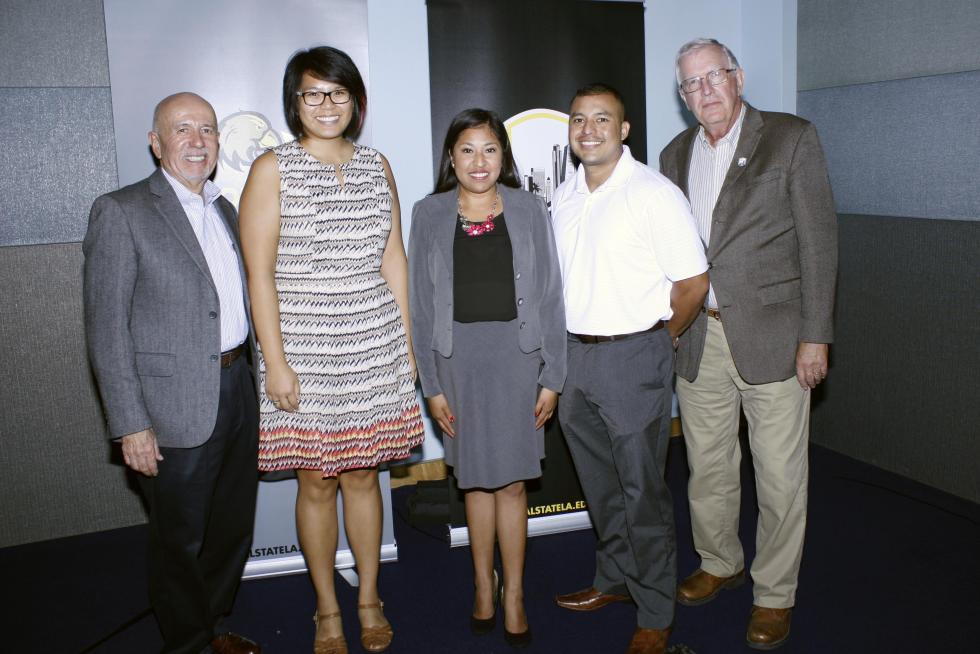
top-left (504, 626), bottom-right (533, 649)
top-left (469, 569), bottom-right (501, 635)
top-left (502, 600), bottom-right (533, 649)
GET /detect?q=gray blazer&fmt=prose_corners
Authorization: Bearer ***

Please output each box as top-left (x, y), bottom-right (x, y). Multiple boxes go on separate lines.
top-left (408, 185), bottom-right (566, 397)
top-left (83, 168), bottom-right (253, 448)
top-left (660, 105), bottom-right (838, 384)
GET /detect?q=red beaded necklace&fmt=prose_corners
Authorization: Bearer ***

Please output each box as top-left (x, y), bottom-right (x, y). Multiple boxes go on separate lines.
top-left (457, 190), bottom-right (499, 237)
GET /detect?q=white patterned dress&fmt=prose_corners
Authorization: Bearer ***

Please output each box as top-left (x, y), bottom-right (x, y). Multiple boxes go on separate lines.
top-left (257, 141), bottom-right (423, 477)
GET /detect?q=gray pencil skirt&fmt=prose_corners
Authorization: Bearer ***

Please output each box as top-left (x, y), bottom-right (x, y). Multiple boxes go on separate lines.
top-left (435, 319), bottom-right (545, 490)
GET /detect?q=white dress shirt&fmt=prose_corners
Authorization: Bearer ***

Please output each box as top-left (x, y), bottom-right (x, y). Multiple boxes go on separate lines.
top-left (687, 103), bottom-right (746, 309)
top-left (162, 169), bottom-right (248, 351)
top-left (551, 146), bottom-right (707, 335)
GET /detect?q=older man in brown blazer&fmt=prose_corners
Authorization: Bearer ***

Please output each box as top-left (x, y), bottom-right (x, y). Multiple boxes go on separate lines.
top-left (659, 38), bottom-right (837, 650)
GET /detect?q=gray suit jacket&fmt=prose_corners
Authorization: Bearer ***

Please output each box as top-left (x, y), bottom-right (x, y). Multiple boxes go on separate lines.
top-left (660, 104), bottom-right (838, 384)
top-left (408, 185), bottom-right (567, 397)
top-left (83, 168), bottom-right (253, 447)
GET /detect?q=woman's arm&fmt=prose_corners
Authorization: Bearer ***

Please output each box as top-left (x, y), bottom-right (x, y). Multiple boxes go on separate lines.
top-left (239, 150), bottom-right (300, 411)
top-left (378, 153), bottom-right (416, 381)
top-left (530, 198), bottom-right (567, 394)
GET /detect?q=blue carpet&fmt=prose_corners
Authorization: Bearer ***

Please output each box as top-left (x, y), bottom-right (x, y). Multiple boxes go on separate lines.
top-left (2, 441), bottom-right (978, 653)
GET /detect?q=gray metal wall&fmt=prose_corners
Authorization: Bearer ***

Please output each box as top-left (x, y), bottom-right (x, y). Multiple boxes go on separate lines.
top-left (798, 0), bottom-right (980, 502)
top-left (0, 0), bottom-right (146, 547)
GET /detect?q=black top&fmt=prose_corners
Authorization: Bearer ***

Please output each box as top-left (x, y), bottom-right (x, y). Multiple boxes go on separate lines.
top-left (453, 212), bottom-right (518, 323)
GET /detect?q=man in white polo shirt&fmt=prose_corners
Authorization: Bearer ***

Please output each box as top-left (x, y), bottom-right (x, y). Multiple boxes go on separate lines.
top-left (551, 83), bottom-right (708, 654)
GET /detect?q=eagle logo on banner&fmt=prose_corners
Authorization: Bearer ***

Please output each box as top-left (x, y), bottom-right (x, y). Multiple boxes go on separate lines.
top-left (216, 111), bottom-right (285, 208)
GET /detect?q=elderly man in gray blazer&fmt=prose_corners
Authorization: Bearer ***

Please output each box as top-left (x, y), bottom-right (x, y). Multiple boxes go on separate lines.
top-left (84, 92), bottom-right (260, 654)
top-left (660, 39), bottom-right (837, 650)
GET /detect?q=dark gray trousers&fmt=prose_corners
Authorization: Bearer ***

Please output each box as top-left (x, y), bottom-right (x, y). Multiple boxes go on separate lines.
top-left (139, 356), bottom-right (259, 654)
top-left (558, 329), bottom-right (676, 629)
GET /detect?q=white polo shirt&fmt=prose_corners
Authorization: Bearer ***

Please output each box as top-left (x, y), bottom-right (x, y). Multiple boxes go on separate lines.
top-left (551, 146), bottom-right (707, 335)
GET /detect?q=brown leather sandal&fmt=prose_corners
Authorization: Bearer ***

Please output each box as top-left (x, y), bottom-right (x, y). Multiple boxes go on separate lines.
top-left (312, 611), bottom-right (347, 654)
top-left (357, 601), bottom-right (393, 652)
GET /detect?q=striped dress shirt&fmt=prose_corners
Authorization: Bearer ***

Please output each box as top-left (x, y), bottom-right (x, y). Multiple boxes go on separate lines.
top-left (687, 103), bottom-right (746, 309)
top-left (162, 169), bottom-right (248, 351)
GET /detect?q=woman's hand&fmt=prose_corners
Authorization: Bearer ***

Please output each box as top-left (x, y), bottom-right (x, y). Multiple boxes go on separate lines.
top-left (534, 388), bottom-right (559, 430)
top-left (407, 349), bottom-right (419, 384)
top-left (426, 394), bottom-right (456, 437)
top-left (266, 361), bottom-right (301, 412)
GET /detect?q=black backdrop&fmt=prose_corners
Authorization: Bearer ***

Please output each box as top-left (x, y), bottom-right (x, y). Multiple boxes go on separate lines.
top-left (427, 0), bottom-right (647, 181)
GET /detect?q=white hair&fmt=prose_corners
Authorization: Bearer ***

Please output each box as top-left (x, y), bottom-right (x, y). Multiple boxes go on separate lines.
top-left (675, 38), bottom-right (741, 83)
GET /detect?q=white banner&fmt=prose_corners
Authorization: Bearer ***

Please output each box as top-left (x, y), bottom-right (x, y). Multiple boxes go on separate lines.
top-left (104, 0), bottom-right (393, 581)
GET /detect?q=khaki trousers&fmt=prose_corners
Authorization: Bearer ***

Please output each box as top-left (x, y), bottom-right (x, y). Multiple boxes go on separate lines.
top-left (676, 317), bottom-right (809, 608)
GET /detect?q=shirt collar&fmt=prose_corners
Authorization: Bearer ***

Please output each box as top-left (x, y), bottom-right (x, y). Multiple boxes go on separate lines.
top-left (572, 145), bottom-right (635, 194)
top-left (160, 167), bottom-right (222, 207)
top-left (696, 102), bottom-right (747, 149)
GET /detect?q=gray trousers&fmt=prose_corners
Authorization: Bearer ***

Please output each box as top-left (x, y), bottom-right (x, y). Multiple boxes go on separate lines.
top-left (558, 330), bottom-right (676, 629)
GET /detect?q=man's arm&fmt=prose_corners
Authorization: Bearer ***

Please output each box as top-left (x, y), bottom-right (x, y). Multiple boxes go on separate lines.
top-left (668, 272), bottom-right (709, 341)
top-left (83, 195), bottom-right (153, 436)
top-left (83, 194), bottom-right (162, 474)
top-left (788, 122), bottom-right (838, 388)
top-left (789, 122), bottom-right (837, 343)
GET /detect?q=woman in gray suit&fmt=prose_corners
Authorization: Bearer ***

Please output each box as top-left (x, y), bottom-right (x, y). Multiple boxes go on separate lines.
top-left (408, 108), bottom-right (566, 647)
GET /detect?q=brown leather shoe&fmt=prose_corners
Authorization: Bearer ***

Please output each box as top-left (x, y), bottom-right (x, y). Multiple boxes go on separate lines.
top-left (746, 606), bottom-right (792, 650)
top-left (211, 632), bottom-right (262, 654)
top-left (625, 627), bottom-right (670, 654)
top-left (554, 587), bottom-right (632, 611)
top-left (676, 568), bottom-right (745, 606)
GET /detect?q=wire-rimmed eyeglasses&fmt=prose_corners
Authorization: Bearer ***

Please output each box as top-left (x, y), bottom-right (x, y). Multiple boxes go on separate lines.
top-left (679, 68), bottom-right (736, 94)
top-left (295, 88), bottom-right (352, 106)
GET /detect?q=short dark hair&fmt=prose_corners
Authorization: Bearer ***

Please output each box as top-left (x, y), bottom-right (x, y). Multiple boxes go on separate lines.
top-left (433, 108), bottom-right (521, 194)
top-left (570, 82), bottom-right (627, 121)
top-left (282, 46), bottom-right (367, 140)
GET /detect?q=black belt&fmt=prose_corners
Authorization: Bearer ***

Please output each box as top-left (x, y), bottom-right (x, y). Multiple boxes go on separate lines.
top-left (568, 321), bottom-right (665, 344)
top-left (220, 343), bottom-right (246, 368)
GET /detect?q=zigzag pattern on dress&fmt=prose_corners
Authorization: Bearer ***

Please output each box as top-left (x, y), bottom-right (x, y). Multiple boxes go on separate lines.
top-left (258, 141), bottom-right (424, 477)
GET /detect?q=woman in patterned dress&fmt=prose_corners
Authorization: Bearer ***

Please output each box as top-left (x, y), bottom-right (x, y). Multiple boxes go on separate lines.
top-left (240, 46), bottom-right (422, 654)
top-left (409, 109), bottom-right (566, 647)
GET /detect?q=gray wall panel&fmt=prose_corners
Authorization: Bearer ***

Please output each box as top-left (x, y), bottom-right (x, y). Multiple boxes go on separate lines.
top-left (0, 0), bottom-right (110, 87)
top-left (0, 87), bottom-right (118, 246)
top-left (811, 214), bottom-right (980, 504)
top-left (0, 243), bottom-right (146, 547)
top-left (798, 0), bottom-right (980, 90)
top-left (798, 71), bottom-right (980, 222)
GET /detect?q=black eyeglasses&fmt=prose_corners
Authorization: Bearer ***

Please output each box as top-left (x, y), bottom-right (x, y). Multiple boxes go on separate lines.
top-left (679, 68), bottom-right (736, 94)
top-left (295, 88), bottom-right (352, 106)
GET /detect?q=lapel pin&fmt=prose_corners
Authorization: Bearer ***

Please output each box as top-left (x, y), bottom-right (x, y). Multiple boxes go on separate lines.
top-left (737, 157), bottom-right (747, 167)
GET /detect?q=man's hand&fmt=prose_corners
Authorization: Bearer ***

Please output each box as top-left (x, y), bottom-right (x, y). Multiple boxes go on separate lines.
top-left (426, 394), bottom-right (456, 437)
top-left (534, 388), bottom-right (559, 430)
top-left (120, 428), bottom-right (163, 476)
top-left (795, 342), bottom-right (829, 390)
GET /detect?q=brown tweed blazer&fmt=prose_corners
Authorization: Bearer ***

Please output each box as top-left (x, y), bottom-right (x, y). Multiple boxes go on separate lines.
top-left (660, 104), bottom-right (838, 384)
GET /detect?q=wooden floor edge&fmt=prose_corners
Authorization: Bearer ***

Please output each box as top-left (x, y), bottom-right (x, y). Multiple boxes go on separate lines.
top-left (390, 418), bottom-right (682, 488)
top-left (389, 459), bottom-right (447, 488)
